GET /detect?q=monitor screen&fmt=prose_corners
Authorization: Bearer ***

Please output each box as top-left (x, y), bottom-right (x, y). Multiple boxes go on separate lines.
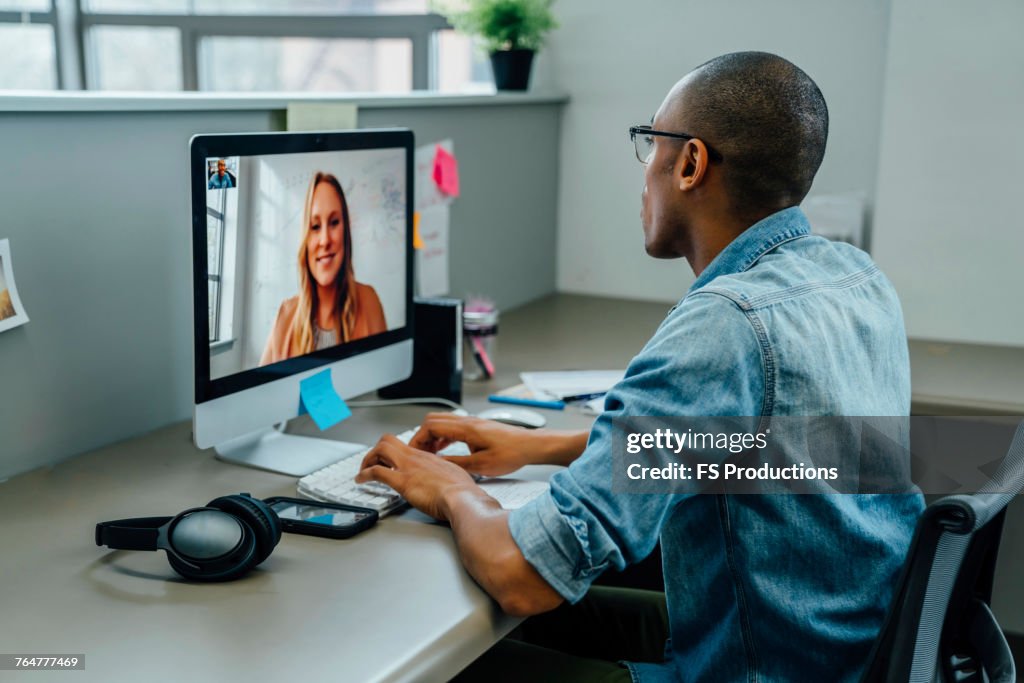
top-left (191, 130), bottom-right (414, 404)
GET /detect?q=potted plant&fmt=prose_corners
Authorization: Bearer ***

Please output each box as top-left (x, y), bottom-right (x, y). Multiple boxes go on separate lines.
top-left (437, 0), bottom-right (557, 91)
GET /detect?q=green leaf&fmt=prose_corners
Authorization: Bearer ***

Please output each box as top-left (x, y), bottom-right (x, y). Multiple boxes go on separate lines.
top-left (435, 0), bottom-right (558, 52)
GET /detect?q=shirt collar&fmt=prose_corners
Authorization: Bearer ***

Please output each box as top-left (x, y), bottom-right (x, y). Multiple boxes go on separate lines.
top-left (688, 206), bottom-right (811, 292)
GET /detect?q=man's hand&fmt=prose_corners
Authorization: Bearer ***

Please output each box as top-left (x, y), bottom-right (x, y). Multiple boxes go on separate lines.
top-left (358, 428), bottom-right (566, 617)
top-left (409, 413), bottom-right (534, 477)
top-left (355, 433), bottom-right (483, 520)
top-left (410, 413), bottom-right (589, 476)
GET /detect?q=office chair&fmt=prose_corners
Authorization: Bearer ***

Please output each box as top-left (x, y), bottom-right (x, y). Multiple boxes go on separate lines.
top-left (861, 421), bottom-right (1024, 682)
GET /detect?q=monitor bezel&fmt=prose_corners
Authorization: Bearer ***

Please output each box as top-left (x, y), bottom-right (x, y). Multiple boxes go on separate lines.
top-left (190, 128), bottom-right (415, 405)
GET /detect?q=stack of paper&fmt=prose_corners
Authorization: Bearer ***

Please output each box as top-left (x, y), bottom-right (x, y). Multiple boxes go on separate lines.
top-left (520, 370), bottom-right (625, 403)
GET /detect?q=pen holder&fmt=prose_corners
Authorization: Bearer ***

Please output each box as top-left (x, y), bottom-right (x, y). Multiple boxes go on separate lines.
top-left (463, 309), bottom-right (498, 381)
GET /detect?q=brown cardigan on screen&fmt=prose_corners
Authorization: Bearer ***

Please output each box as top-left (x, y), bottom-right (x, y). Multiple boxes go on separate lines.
top-left (259, 283), bottom-right (387, 366)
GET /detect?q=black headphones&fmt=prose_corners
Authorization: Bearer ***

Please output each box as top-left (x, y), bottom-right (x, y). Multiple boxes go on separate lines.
top-left (95, 493), bottom-right (282, 582)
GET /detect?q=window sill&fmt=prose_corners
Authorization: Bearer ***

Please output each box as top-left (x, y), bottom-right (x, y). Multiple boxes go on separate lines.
top-left (0, 90), bottom-right (569, 113)
top-left (210, 338), bottom-right (235, 356)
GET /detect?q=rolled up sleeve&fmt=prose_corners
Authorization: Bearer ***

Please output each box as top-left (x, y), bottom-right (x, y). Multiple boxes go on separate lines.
top-left (508, 492), bottom-right (597, 602)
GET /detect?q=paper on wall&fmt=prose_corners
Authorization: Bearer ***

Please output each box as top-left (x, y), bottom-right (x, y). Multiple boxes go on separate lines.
top-left (413, 140), bottom-right (456, 296)
top-left (416, 203), bottom-right (450, 297)
top-left (0, 238), bottom-right (29, 334)
top-left (802, 192), bottom-right (866, 249)
top-left (286, 103), bottom-right (358, 131)
top-left (415, 139), bottom-right (454, 211)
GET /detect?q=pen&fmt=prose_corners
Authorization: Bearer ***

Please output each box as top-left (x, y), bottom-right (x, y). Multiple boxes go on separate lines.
top-left (488, 395), bottom-right (566, 411)
top-left (561, 391), bottom-right (608, 403)
top-left (470, 336), bottom-right (495, 379)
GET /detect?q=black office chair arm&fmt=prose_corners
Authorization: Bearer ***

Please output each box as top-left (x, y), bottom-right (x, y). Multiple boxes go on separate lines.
top-left (955, 598), bottom-right (1016, 683)
top-left (860, 422), bottom-right (1024, 683)
top-left (858, 497), bottom-right (985, 683)
top-left (930, 496), bottom-right (977, 534)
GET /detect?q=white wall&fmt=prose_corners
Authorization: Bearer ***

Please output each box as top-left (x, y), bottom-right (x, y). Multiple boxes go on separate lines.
top-left (872, 0), bottom-right (1024, 348)
top-left (546, 0), bottom-right (893, 302)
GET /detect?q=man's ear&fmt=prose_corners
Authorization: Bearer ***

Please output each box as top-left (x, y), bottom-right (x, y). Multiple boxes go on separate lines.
top-left (675, 139), bottom-right (710, 191)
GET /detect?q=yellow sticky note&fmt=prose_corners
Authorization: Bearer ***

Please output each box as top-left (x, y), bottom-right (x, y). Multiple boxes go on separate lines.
top-left (413, 211), bottom-right (424, 249)
top-left (286, 103), bottom-right (358, 131)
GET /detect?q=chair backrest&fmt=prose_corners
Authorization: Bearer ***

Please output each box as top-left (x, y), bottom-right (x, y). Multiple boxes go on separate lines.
top-left (861, 420), bottom-right (1024, 683)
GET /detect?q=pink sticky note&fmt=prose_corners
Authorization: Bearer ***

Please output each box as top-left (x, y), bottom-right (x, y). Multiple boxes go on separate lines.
top-left (432, 145), bottom-right (460, 197)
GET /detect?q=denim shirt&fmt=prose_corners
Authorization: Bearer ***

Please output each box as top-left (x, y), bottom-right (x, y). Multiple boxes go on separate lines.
top-left (508, 207), bottom-right (924, 682)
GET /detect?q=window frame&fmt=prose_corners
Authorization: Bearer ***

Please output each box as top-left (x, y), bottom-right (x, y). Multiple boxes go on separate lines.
top-left (78, 2), bottom-right (449, 91)
top-left (1, 1), bottom-right (454, 92)
top-left (206, 197), bottom-right (226, 344)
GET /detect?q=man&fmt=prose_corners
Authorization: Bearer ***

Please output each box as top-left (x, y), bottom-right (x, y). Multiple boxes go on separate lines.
top-left (208, 159), bottom-right (234, 189)
top-left (357, 52), bottom-right (922, 681)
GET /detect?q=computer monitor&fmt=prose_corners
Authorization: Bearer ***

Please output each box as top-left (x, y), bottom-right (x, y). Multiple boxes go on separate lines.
top-left (190, 129), bottom-right (414, 476)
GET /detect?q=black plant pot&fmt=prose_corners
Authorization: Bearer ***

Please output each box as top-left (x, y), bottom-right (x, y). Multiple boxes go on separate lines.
top-left (490, 49), bottom-right (535, 91)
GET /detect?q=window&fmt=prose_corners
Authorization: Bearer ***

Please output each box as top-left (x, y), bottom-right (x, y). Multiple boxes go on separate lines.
top-left (436, 29), bottom-right (493, 94)
top-left (0, 23), bottom-right (58, 89)
top-left (0, 1), bottom-right (59, 89)
top-left (199, 36), bottom-right (413, 93)
top-left (207, 196), bottom-right (226, 343)
top-left (0, 0), bottom-right (492, 93)
top-left (88, 25), bottom-right (183, 90)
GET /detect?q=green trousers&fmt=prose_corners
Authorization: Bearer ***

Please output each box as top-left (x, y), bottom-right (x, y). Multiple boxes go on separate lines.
top-left (453, 586), bottom-right (670, 683)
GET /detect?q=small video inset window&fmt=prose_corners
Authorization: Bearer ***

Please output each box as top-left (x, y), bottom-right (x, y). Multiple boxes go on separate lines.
top-left (207, 157), bottom-right (239, 190)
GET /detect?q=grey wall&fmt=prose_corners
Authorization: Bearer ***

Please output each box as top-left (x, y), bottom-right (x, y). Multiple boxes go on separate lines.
top-left (0, 97), bottom-right (563, 480)
top-left (910, 341), bottom-right (1024, 414)
top-left (546, 0), bottom-right (893, 301)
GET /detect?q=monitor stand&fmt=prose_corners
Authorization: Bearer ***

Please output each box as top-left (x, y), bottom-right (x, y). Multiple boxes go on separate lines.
top-left (214, 427), bottom-right (368, 477)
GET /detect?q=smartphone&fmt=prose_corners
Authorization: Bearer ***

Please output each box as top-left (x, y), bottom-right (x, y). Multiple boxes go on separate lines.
top-left (263, 496), bottom-right (378, 539)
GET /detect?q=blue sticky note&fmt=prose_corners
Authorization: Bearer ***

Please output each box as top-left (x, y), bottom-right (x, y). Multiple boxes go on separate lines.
top-left (299, 369), bottom-right (352, 431)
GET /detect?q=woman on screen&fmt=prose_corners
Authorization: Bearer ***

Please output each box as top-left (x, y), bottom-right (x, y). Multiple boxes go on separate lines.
top-left (260, 172), bottom-right (386, 365)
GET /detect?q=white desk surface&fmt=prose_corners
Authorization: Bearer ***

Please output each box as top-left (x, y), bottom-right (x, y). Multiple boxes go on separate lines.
top-left (0, 294), bottom-right (670, 683)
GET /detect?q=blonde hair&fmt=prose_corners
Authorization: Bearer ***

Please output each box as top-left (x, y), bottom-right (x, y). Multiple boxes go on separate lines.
top-left (289, 172), bottom-right (359, 353)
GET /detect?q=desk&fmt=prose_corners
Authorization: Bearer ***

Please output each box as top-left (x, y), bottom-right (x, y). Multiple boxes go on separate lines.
top-left (0, 294), bottom-right (670, 683)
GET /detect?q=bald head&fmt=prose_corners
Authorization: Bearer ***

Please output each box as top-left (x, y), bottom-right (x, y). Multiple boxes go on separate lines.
top-left (664, 52), bottom-right (828, 215)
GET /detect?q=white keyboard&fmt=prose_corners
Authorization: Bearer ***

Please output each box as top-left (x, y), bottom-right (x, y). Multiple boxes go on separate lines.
top-left (297, 429), bottom-right (550, 516)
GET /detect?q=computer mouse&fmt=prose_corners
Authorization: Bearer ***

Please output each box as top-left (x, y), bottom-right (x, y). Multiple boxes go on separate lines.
top-left (476, 407), bottom-right (547, 429)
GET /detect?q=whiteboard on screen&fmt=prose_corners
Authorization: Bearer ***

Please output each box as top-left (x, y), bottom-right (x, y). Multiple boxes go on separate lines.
top-left (872, 0), bottom-right (1024, 347)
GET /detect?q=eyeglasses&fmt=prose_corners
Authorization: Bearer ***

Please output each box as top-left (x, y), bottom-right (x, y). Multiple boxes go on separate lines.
top-left (629, 125), bottom-right (724, 165)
